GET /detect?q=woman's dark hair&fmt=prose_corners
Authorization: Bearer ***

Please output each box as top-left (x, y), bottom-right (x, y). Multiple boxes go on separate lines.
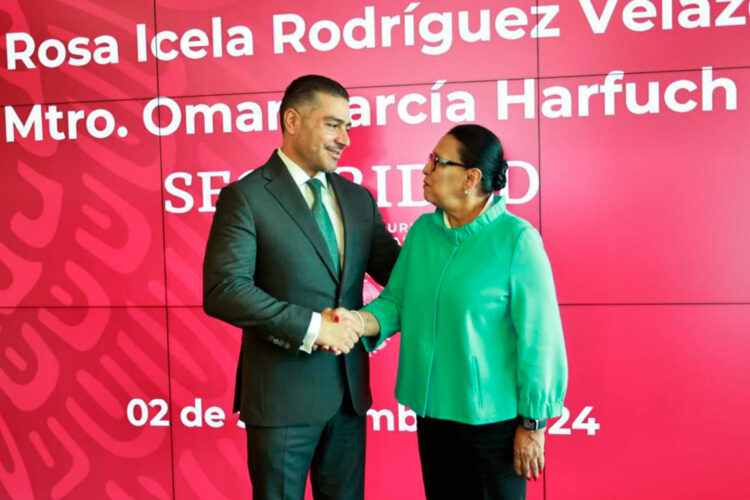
top-left (279, 75), bottom-right (349, 132)
top-left (448, 124), bottom-right (508, 193)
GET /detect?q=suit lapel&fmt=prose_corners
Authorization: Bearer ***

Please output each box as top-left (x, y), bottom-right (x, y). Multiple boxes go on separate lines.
top-left (263, 153), bottom-right (340, 282)
top-left (328, 173), bottom-right (357, 287)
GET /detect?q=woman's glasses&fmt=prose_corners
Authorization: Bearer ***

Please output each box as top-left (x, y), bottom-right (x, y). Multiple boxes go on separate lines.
top-left (427, 152), bottom-right (469, 173)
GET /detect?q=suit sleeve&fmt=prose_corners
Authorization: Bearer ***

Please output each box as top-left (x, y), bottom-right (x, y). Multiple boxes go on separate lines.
top-left (203, 183), bottom-right (314, 349)
top-left (509, 228), bottom-right (568, 419)
top-left (363, 188), bottom-right (401, 286)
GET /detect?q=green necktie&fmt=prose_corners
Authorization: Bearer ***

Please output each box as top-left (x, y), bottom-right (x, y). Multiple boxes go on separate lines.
top-left (307, 179), bottom-right (341, 276)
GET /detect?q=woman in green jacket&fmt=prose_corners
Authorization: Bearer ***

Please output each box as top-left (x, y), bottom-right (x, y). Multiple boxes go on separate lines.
top-left (338, 124), bottom-right (567, 499)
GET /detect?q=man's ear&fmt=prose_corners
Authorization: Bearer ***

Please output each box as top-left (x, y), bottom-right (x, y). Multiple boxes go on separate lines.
top-left (283, 108), bottom-right (300, 135)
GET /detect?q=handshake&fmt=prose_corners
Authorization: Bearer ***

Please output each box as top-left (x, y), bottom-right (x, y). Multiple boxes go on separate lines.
top-left (314, 307), bottom-right (368, 355)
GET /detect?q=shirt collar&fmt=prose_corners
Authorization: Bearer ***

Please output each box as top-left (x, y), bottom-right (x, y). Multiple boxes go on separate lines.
top-left (277, 148), bottom-right (328, 189)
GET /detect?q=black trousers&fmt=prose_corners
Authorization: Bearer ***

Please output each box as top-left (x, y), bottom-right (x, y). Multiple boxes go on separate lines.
top-left (417, 416), bottom-right (526, 500)
top-left (245, 396), bottom-right (365, 500)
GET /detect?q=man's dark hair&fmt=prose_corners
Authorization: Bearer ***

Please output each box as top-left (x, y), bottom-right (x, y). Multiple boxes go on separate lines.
top-left (279, 75), bottom-right (349, 132)
top-left (448, 124), bottom-right (509, 193)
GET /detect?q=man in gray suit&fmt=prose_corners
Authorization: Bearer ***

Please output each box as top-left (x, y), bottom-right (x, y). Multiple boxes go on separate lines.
top-left (203, 75), bottom-right (400, 500)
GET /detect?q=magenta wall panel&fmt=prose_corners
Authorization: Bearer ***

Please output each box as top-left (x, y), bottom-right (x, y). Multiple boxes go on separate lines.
top-left (0, 307), bottom-right (173, 499)
top-left (538, 0), bottom-right (750, 77)
top-left (1, 1), bottom-right (158, 105)
top-left (546, 305), bottom-right (750, 499)
top-left (0, 99), bottom-right (166, 308)
top-left (166, 307), bottom-right (250, 499)
top-left (540, 67), bottom-right (750, 304)
top-left (153, 0), bottom-right (538, 96)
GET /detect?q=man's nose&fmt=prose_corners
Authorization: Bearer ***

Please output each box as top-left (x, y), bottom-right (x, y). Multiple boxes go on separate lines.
top-left (336, 127), bottom-right (350, 147)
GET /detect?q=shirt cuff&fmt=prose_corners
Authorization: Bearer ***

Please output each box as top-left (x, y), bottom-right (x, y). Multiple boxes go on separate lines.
top-left (299, 311), bottom-right (321, 354)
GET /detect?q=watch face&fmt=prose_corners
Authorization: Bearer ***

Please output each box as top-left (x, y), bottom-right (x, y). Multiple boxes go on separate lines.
top-left (523, 418), bottom-right (546, 430)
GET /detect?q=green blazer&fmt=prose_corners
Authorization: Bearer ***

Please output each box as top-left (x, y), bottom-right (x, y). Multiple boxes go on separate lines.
top-left (363, 196), bottom-right (567, 425)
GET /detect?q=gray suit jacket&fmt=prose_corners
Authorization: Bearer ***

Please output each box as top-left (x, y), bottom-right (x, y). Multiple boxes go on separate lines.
top-left (203, 151), bottom-right (400, 426)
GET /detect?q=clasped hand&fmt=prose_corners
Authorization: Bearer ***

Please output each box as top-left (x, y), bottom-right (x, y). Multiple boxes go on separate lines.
top-left (314, 307), bottom-right (363, 355)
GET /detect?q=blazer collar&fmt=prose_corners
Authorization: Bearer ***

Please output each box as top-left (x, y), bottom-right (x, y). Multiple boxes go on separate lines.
top-left (432, 194), bottom-right (507, 245)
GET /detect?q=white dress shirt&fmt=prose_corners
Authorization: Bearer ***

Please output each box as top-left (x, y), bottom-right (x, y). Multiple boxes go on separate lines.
top-left (277, 148), bottom-right (345, 353)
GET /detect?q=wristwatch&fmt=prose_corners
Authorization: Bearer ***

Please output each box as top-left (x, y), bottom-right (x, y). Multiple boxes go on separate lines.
top-left (521, 418), bottom-right (547, 431)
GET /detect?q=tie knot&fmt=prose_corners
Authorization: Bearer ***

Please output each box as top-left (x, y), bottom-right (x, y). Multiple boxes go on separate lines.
top-left (307, 178), bottom-right (324, 197)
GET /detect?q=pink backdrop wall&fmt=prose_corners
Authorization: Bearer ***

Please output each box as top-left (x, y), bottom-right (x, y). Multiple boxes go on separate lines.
top-left (2, 1), bottom-right (749, 498)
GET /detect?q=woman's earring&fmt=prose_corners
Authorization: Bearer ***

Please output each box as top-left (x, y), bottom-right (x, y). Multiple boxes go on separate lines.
top-left (464, 190), bottom-right (470, 196)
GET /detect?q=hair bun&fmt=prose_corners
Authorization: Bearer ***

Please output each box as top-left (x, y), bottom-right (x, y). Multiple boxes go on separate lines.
top-left (491, 159), bottom-right (508, 191)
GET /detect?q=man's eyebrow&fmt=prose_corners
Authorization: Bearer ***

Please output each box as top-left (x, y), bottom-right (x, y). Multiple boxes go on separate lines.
top-left (324, 116), bottom-right (352, 127)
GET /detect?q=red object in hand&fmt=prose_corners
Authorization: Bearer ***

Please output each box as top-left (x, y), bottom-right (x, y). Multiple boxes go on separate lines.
top-left (334, 316), bottom-right (340, 323)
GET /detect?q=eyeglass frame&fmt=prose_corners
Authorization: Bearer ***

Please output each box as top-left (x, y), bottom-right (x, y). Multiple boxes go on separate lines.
top-left (427, 152), bottom-right (470, 173)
